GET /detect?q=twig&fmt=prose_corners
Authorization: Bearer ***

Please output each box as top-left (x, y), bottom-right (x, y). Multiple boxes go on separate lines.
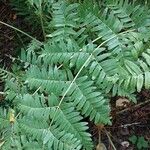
top-left (0, 21), bottom-right (42, 45)
top-left (105, 122), bottom-right (142, 129)
top-left (120, 122), bottom-right (141, 128)
top-left (116, 99), bottom-right (150, 115)
top-left (105, 129), bottom-right (117, 150)
top-left (0, 92), bottom-right (5, 95)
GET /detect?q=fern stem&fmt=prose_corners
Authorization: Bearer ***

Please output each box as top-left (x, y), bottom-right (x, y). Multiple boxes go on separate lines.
top-left (15, 112), bottom-right (21, 119)
top-left (58, 56), bottom-right (92, 107)
top-left (33, 86), bottom-right (41, 95)
top-left (98, 129), bottom-right (101, 144)
top-left (0, 21), bottom-right (42, 45)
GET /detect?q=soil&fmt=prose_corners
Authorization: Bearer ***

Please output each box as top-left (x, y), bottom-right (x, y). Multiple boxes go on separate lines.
top-left (0, 0), bottom-right (17, 103)
top-left (0, 0), bottom-right (16, 67)
top-left (0, 1), bottom-right (150, 150)
top-left (90, 94), bottom-right (150, 150)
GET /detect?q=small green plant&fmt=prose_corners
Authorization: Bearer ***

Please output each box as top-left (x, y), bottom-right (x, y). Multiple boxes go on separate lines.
top-left (129, 135), bottom-right (149, 149)
top-left (1, 0), bottom-right (150, 149)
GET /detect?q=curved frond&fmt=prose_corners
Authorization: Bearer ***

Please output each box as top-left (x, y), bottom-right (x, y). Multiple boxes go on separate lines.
top-left (17, 94), bottom-right (93, 149)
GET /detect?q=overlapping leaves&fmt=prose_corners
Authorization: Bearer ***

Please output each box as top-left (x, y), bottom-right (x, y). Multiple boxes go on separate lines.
top-left (1, 0), bottom-right (150, 150)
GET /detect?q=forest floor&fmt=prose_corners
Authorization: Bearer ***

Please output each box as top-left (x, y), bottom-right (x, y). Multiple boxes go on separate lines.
top-left (0, 1), bottom-right (150, 150)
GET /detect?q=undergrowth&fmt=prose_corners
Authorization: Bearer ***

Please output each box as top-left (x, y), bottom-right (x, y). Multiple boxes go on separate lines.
top-left (0, 0), bottom-right (150, 149)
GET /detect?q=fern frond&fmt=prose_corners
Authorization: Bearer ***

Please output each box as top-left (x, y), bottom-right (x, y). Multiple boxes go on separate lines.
top-left (19, 121), bottom-right (81, 150)
top-left (0, 108), bottom-right (10, 129)
top-left (18, 93), bottom-right (93, 149)
top-left (24, 65), bottom-right (110, 124)
top-left (106, 0), bottom-right (150, 31)
top-left (47, 2), bottom-right (79, 41)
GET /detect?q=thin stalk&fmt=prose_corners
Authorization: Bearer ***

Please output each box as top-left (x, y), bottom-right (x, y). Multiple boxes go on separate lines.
top-left (0, 21), bottom-right (42, 45)
top-left (105, 129), bottom-right (117, 150)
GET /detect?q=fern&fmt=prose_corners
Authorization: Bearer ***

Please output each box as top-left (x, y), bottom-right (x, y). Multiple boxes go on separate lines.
top-left (1, 0), bottom-right (150, 149)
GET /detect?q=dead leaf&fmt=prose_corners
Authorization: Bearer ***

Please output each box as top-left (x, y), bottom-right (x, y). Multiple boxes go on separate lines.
top-left (9, 109), bottom-right (15, 123)
top-left (13, 14), bottom-right (17, 20)
top-left (116, 98), bottom-right (130, 108)
top-left (121, 141), bottom-right (130, 147)
top-left (96, 143), bottom-right (107, 150)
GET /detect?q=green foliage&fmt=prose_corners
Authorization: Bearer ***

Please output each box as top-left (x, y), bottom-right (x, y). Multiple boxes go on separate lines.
top-left (1, 0), bottom-right (150, 149)
top-left (10, 0), bottom-right (54, 39)
top-left (129, 135), bottom-right (149, 149)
